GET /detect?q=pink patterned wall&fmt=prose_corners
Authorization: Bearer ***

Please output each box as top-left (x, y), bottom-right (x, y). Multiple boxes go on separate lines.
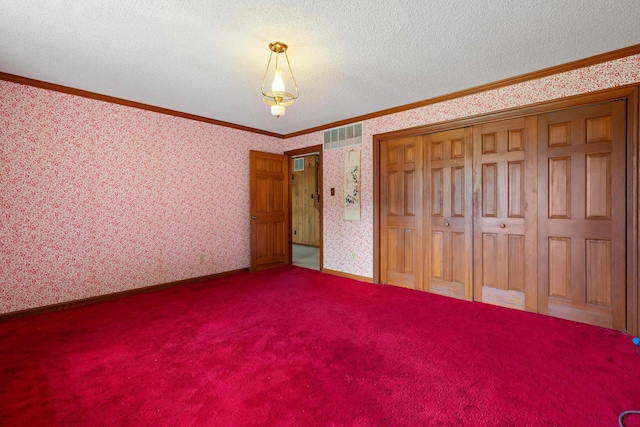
top-left (1, 83), bottom-right (282, 313)
top-left (2, 54), bottom-right (640, 313)
top-left (284, 54), bottom-right (640, 279)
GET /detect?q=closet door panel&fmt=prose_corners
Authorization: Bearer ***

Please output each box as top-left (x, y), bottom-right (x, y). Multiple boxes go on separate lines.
top-left (473, 117), bottom-right (538, 311)
top-left (425, 128), bottom-right (473, 300)
top-left (538, 101), bottom-right (626, 330)
top-left (380, 137), bottom-right (424, 290)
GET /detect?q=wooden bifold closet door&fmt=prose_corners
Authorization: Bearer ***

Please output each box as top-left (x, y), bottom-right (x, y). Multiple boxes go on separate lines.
top-left (537, 101), bottom-right (626, 330)
top-left (378, 99), bottom-right (628, 330)
top-left (424, 128), bottom-right (473, 300)
top-left (380, 137), bottom-right (424, 290)
top-left (472, 117), bottom-right (538, 311)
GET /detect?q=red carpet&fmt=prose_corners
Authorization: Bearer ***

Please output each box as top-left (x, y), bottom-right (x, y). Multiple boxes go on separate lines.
top-left (1, 266), bottom-right (639, 426)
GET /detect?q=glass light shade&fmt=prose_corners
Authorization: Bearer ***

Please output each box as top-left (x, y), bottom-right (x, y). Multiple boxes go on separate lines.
top-left (271, 105), bottom-right (286, 117)
top-left (271, 68), bottom-right (285, 93)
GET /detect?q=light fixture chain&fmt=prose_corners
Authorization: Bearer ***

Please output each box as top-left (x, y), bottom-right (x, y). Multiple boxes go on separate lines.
top-left (260, 51), bottom-right (274, 94)
top-left (284, 51), bottom-right (299, 98)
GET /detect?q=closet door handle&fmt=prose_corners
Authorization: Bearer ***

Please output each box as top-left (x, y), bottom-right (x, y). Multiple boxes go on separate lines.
top-left (499, 223), bottom-right (506, 228)
top-left (444, 222), bottom-right (450, 227)
top-left (251, 216), bottom-right (257, 220)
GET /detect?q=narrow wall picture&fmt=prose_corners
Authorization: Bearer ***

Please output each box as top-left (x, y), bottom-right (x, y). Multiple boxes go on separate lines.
top-left (344, 150), bottom-right (360, 221)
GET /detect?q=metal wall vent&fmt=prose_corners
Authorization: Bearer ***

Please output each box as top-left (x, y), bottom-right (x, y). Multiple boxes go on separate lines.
top-left (323, 122), bottom-right (363, 151)
top-left (293, 157), bottom-right (304, 171)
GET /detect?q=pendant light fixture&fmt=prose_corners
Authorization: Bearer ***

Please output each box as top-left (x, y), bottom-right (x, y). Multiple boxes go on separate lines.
top-left (261, 42), bottom-right (298, 117)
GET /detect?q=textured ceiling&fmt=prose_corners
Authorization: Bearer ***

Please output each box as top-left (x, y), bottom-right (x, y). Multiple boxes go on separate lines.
top-left (1, 1), bottom-right (640, 135)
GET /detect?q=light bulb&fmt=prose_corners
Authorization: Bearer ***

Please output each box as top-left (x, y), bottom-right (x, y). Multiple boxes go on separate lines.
top-left (271, 105), bottom-right (286, 117)
top-left (271, 68), bottom-right (285, 93)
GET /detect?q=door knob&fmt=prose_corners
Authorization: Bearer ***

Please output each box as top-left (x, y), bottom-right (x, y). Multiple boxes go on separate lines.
top-left (499, 223), bottom-right (506, 228)
top-left (444, 222), bottom-right (450, 227)
top-left (251, 216), bottom-right (257, 220)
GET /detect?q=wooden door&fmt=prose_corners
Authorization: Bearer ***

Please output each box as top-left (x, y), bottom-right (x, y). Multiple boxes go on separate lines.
top-left (292, 155), bottom-right (320, 246)
top-left (424, 128), bottom-right (473, 300)
top-left (250, 150), bottom-right (290, 272)
top-left (380, 137), bottom-right (424, 289)
top-left (473, 117), bottom-right (538, 311)
top-left (538, 101), bottom-right (626, 329)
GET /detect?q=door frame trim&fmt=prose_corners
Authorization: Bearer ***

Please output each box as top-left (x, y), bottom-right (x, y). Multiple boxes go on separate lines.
top-left (284, 145), bottom-right (324, 271)
top-left (373, 83), bottom-right (639, 334)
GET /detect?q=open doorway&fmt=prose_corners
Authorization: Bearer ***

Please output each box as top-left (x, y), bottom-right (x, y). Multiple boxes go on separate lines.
top-left (286, 145), bottom-right (322, 271)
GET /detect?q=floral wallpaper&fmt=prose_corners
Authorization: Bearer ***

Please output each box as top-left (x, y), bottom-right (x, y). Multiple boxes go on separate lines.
top-left (1, 83), bottom-right (282, 313)
top-left (2, 53), bottom-right (640, 313)
top-left (284, 53), bottom-right (640, 279)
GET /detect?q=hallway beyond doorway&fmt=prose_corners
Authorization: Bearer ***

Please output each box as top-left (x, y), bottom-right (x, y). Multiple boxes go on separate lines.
top-left (292, 244), bottom-right (319, 271)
